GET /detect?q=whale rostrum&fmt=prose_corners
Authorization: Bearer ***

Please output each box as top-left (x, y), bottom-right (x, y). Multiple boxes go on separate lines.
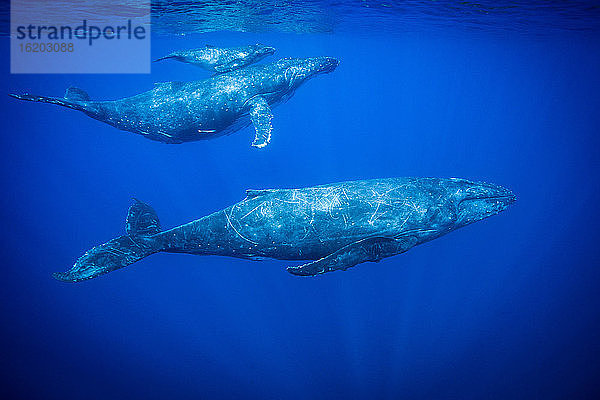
top-left (53, 177), bottom-right (516, 282)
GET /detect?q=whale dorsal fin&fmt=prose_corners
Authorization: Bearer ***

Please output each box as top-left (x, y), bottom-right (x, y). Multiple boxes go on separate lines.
top-left (205, 44), bottom-right (216, 48)
top-left (248, 96), bottom-right (273, 148)
top-left (64, 87), bottom-right (90, 101)
top-left (245, 189), bottom-right (274, 199)
top-left (287, 236), bottom-right (418, 276)
top-left (126, 198), bottom-right (162, 236)
top-left (154, 81), bottom-right (185, 92)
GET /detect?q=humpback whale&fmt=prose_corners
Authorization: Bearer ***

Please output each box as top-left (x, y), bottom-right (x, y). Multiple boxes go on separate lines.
top-left (154, 44), bottom-right (276, 73)
top-left (53, 177), bottom-right (515, 282)
top-left (9, 56), bottom-right (339, 148)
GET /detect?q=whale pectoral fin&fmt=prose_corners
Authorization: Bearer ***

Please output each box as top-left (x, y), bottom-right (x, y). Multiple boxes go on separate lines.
top-left (286, 236), bottom-right (417, 276)
top-left (248, 96), bottom-right (273, 148)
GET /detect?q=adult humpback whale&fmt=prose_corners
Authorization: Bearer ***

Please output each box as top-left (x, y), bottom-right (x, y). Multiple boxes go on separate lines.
top-left (154, 44), bottom-right (276, 73)
top-left (53, 177), bottom-right (515, 282)
top-left (9, 56), bottom-right (339, 148)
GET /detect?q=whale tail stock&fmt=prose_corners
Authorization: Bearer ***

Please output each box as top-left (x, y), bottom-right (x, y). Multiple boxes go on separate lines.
top-left (9, 86), bottom-right (99, 115)
top-left (53, 199), bottom-right (164, 283)
top-left (153, 54), bottom-right (178, 63)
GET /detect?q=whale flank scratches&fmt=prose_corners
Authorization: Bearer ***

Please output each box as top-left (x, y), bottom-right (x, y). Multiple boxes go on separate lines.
top-left (224, 208), bottom-right (258, 245)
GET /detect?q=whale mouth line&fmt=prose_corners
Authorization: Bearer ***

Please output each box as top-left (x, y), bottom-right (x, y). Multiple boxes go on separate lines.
top-left (457, 194), bottom-right (516, 216)
top-left (466, 195), bottom-right (515, 201)
top-left (460, 194), bottom-right (516, 205)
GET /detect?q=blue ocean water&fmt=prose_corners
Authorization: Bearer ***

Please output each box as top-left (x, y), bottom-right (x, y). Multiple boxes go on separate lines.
top-left (2, 2), bottom-right (600, 399)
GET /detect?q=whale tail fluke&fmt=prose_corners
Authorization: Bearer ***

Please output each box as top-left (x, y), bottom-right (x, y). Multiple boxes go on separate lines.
top-left (53, 199), bottom-right (164, 283)
top-left (9, 86), bottom-right (97, 114)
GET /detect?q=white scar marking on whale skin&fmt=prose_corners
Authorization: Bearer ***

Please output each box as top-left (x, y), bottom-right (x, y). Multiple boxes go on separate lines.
top-left (367, 187), bottom-right (399, 225)
top-left (240, 201), bottom-right (267, 220)
top-left (340, 187), bottom-right (349, 201)
top-left (300, 226), bottom-right (312, 241)
top-left (224, 209), bottom-right (258, 245)
top-left (293, 191), bottom-right (312, 208)
top-left (398, 215), bottom-right (410, 231)
top-left (326, 191), bottom-right (343, 220)
top-left (369, 201), bottom-right (382, 225)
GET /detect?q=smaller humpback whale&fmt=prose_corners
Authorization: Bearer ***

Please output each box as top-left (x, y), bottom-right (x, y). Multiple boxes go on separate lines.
top-left (10, 57), bottom-right (339, 148)
top-left (53, 177), bottom-right (515, 283)
top-left (154, 44), bottom-right (276, 73)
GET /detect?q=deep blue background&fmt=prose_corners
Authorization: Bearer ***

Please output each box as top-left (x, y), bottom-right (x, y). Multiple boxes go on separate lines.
top-left (1, 27), bottom-right (600, 399)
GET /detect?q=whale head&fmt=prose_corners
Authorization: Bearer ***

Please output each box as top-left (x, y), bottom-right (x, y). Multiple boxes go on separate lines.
top-left (251, 44), bottom-right (276, 57)
top-left (448, 178), bottom-right (516, 228)
top-left (275, 56), bottom-right (339, 89)
top-left (387, 178), bottom-right (514, 242)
